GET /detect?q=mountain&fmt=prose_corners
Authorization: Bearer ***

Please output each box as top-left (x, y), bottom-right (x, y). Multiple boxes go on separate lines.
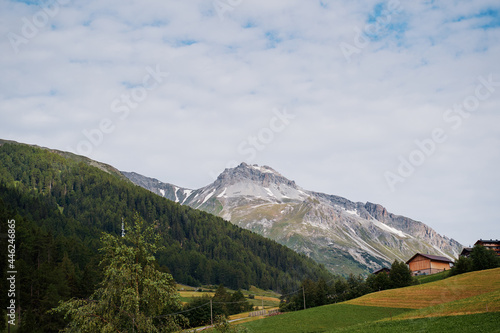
top-left (123, 162), bottom-right (462, 275)
top-left (0, 141), bottom-right (333, 331)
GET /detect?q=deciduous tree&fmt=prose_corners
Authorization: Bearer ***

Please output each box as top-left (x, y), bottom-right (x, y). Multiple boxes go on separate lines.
top-left (52, 214), bottom-right (186, 332)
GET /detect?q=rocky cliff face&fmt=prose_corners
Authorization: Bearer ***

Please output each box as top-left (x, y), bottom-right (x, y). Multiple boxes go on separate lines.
top-left (123, 163), bottom-right (462, 276)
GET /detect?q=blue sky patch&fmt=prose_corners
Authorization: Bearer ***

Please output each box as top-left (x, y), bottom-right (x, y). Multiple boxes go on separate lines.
top-left (453, 8), bottom-right (500, 29)
top-left (146, 20), bottom-right (169, 28)
top-left (364, 1), bottom-right (407, 42)
top-left (11, 0), bottom-right (42, 4)
top-left (265, 31), bottom-right (282, 48)
top-left (175, 39), bottom-right (197, 47)
top-left (477, 9), bottom-right (500, 29)
top-left (367, 2), bottom-right (386, 24)
top-left (243, 21), bottom-right (256, 29)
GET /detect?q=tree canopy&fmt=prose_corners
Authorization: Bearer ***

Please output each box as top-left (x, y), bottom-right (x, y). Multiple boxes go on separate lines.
top-left (52, 214), bottom-right (186, 332)
top-left (451, 244), bottom-right (500, 276)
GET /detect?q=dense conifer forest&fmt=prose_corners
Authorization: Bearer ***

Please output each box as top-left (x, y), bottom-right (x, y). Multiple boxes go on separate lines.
top-left (0, 142), bottom-right (332, 332)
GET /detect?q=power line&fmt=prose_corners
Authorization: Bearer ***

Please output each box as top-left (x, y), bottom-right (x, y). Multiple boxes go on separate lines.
top-left (75, 275), bottom-right (344, 321)
top-left (152, 298), bottom-right (259, 319)
top-left (153, 302), bottom-right (211, 319)
top-left (212, 300), bottom-right (252, 305)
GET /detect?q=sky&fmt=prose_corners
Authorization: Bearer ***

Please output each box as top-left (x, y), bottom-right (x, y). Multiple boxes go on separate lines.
top-left (1, 0), bottom-right (499, 247)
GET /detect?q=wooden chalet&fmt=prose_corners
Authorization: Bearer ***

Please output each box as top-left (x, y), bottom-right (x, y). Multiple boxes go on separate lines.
top-left (405, 253), bottom-right (453, 276)
top-left (372, 267), bottom-right (390, 275)
top-left (475, 239), bottom-right (500, 256)
top-left (460, 247), bottom-right (472, 258)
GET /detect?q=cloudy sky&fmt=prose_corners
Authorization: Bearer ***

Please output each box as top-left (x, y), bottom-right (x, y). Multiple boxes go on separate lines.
top-left (1, 0), bottom-right (499, 246)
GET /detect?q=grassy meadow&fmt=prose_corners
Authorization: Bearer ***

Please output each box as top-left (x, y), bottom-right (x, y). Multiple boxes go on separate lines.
top-left (414, 270), bottom-right (450, 284)
top-left (331, 312), bottom-right (500, 333)
top-left (345, 268), bottom-right (500, 309)
top-left (242, 304), bottom-right (411, 333)
top-left (239, 268), bottom-right (500, 332)
top-left (177, 284), bottom-right (281, 308)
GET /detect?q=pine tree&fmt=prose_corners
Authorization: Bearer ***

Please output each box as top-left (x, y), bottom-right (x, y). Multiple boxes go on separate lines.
top-left (470, 244), bottom-right (500, 271)
top-left (366, 271), bottom-right (391, 291)
top-left (450, 256), bottom-right (473, 276)
top-left (213, 284), bottom-right (231, 316)
top-left (228, 290), bottom-right (252, 315)
top-left (52, 214), bottom-right (186, 332)
top-left (389, 260), bottom-right (414, 288)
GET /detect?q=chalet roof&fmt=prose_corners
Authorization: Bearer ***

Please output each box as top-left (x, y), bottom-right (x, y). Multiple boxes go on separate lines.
top-left (405, 253), bottom-right (453, 265)
top-left (372, 267), bottom-right (390, 275)
top-left (475, 239), bottom-right (500, 245)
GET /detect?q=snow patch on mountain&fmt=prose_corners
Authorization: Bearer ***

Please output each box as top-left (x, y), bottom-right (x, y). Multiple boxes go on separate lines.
top-left (201, 189), bottom-right (216, 205)
top-left (264, 187), bottom-right (274, 198)
top-left (344, 208), bottom-right (359, 216)
top-left (433, 244), bottom-right (452, 259)
top-left (172, 187), bottom-right (179, 202)
top-left (217, 187), bottom-right (227, 198)
top-left (344, 230), bottom-right (386, 259)
top-left (182, 189), bottom-right (193, 204)
top-left (250, 165), bottom-right (275, 174)
top-left (372, 219), bottom-right (408, 238)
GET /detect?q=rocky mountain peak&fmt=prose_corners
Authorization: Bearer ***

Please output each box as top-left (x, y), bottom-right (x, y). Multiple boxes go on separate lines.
top-left (215, 162), bottom-right (298, 189)
top-left (365, 202), bottom-right (390, 222)
top-left (123, 163), bottom-right (463, 276)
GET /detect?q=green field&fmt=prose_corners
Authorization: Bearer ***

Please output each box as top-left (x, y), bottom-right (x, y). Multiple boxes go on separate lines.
top-left (331, 312), bottom-right (500, 333)
top-left (415, 270), bottom-right (450, 284)
top-left (240, 268), bottom-right (500, 332)
top-left (346, 268), bottom-right (500, 309)
top-left (242, 304), bottom-right (411, 333)
top-left (393, 288), bottom-right (500, 320)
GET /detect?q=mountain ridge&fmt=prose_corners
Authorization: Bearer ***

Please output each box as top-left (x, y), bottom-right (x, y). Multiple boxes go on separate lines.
top-left (0, 138), bottom-right (127, 180)
top-left (0, 141), bottom-right (332, 290)
top-left (123, 162), bottom-right (462, 276)
top-left (0, 140), bottom-right (336, 330)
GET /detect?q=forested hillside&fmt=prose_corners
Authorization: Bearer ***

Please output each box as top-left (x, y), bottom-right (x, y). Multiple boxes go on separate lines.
top-left (0, 141), bottom-right (332, 332)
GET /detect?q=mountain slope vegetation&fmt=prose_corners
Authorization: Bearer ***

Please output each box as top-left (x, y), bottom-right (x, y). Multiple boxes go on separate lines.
top-left (0, 141), bottom-right (332, 332)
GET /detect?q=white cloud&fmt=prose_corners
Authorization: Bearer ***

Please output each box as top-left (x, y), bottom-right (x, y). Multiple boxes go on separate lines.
top-left (1, 0), bottom-right (499, 245)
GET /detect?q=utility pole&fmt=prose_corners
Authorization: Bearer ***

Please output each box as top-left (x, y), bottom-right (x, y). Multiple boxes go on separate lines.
top-left (210, 299), bottom-right (213, 326)
top-left (303, 286), bottom-right (306, 310)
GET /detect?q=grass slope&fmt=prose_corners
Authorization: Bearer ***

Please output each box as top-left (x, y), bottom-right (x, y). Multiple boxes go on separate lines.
top-left (241, 268), bottom-right (500, 332)
top-left (331, 312), bottom-right (500, 333)
top-left (346, 268), bottom-right (500, 309)
top-left (415, 270), bottom-right (450, 284)
top-left (242, 304), bottom-right (411, 333)
top-left (392, 289), bottom-right (500, 320)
